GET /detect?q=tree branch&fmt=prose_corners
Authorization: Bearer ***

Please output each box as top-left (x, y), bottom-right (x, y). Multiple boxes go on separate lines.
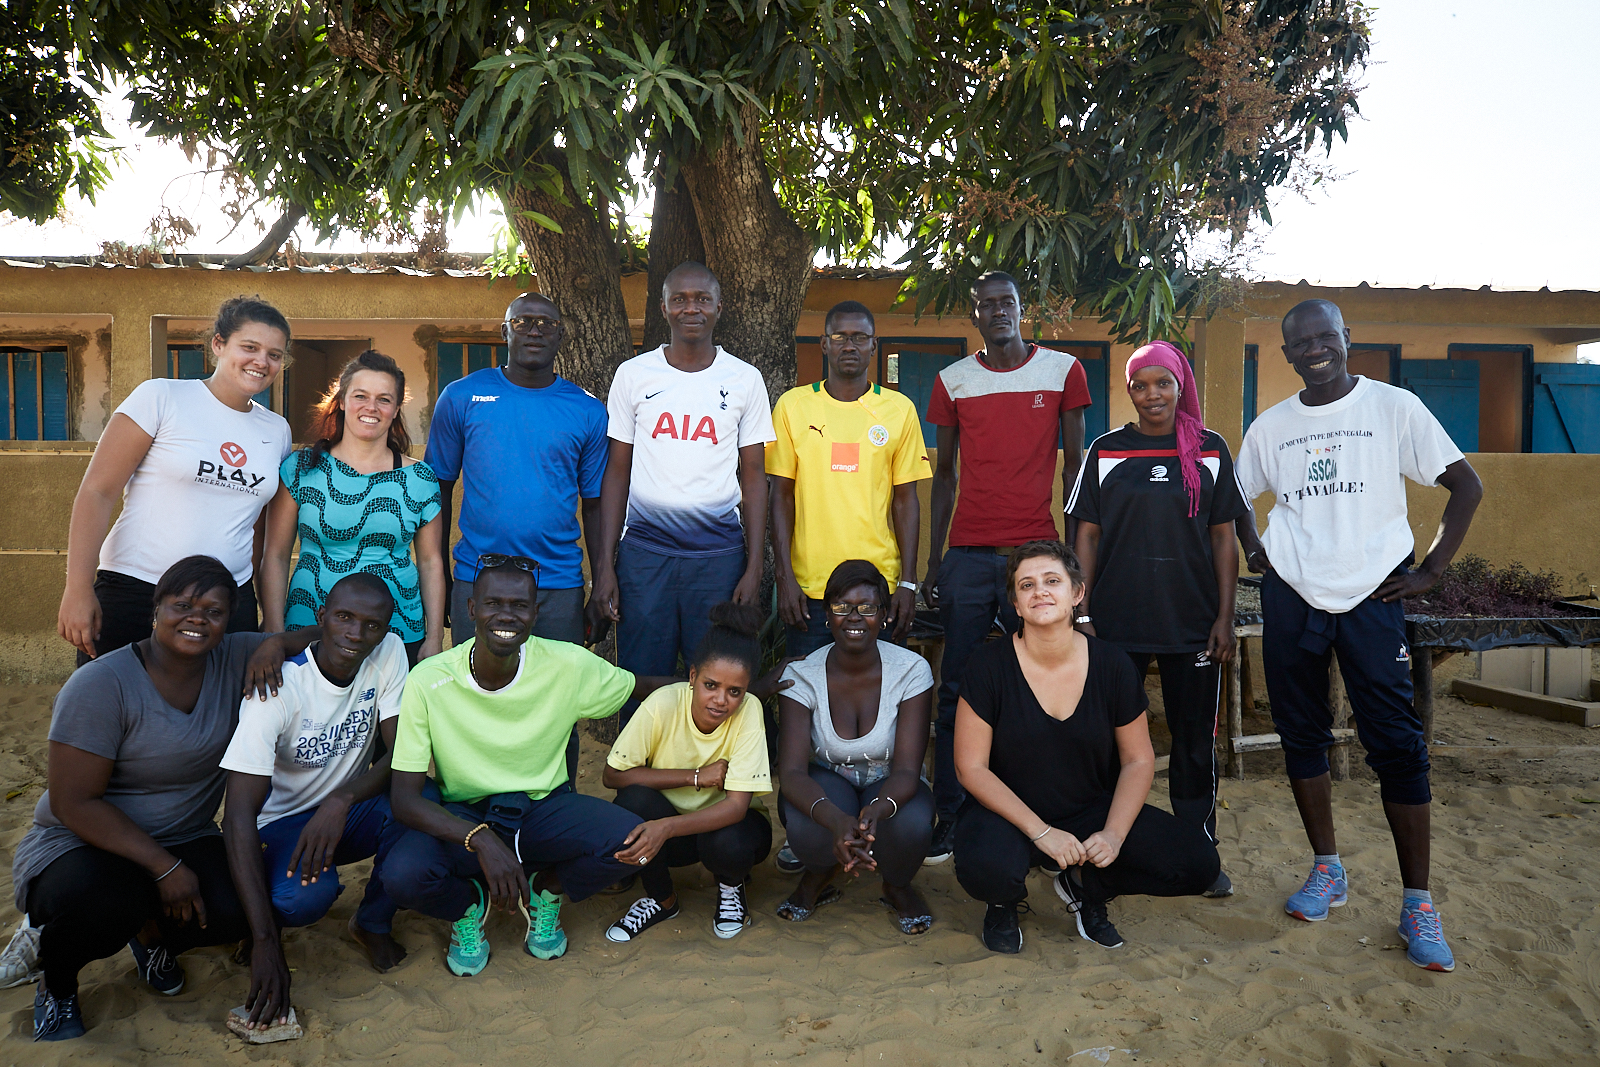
top-left (223, 203), bottom-right (307, 267)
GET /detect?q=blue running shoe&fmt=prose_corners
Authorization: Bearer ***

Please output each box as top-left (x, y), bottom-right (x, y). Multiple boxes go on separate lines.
top-left (33, 985), bottom-right (85, 1041)
top-left (524, 887), bottom-right (568, 960)
top-left (1398, 898), bottom-right (1455, 972)
top-left (1285, 861), bottom-right (1348, 921)
top-left (127, 937), bottom-right (184, 995)
top-left (447, 883), bottom-right (490, 976)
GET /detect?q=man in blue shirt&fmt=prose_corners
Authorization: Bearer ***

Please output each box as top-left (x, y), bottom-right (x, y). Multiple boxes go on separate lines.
top-left (424, 293), bottom-right (610, 775)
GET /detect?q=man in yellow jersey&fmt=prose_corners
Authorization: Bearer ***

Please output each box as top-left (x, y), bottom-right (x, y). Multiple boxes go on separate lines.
top-left (767, 301), bottom-right (931, 658)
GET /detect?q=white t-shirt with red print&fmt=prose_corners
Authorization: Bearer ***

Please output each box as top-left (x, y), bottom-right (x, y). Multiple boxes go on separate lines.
top-left (606, 346), bottom-right (774, 557)
top-left (926, 345), bottom-right (1093, 546)
top-left (100, 378), bottom-right (292, 583)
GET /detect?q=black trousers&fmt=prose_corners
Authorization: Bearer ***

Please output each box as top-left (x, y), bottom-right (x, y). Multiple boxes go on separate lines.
top-left (77, 569), bottom-right (260, 667)
top-left (953, 798), bottom-right (1219, 905)
top-left (26, 835), bottom-right (250, 996)
top-left (1127, 650), bottom-right (1223, 843)
top-left (777, 765), bottom-right (934, 888)
top-left (612, 785), bottom-right (772, 901)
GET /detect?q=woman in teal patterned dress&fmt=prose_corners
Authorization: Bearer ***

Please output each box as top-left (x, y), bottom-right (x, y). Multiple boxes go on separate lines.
top-left (260, 350), bottom-right (445, 664)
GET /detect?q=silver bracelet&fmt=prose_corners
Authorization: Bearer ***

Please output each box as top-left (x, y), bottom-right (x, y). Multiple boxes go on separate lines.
top-left (1030, 825), bottom-right (1053, 842)
top-left (809, 796), bottom-right (827, 819)
top-left (881, 795), bottom-right (898, 818)
top-left (154, 858), bottom-right (183, 882)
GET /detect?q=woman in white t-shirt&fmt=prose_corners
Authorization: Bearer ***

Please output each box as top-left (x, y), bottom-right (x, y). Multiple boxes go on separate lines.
top-left (775, 560), bottom-right (937, 935)
top-left (58, 297), bottom-right (294, 663)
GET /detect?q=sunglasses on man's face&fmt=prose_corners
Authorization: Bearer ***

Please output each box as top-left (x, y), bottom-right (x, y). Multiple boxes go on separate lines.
top-left (505, 315), bottom-right (561, 335)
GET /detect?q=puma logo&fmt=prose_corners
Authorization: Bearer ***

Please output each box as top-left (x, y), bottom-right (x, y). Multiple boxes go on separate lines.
top-left (808, 425), bottom-right (825, 436)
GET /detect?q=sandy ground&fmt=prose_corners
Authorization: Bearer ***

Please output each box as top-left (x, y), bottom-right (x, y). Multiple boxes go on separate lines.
top-left (1, 655), bottom-right (1598, 1066)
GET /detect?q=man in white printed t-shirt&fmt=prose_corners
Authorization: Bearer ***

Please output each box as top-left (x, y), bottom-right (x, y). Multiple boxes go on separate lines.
top-left (220, 573), bottom-right (409, 1031)
top-left (1235, 299), bottom-right (1482, 975)
top-left (593, 261), bottom-right (776, 726)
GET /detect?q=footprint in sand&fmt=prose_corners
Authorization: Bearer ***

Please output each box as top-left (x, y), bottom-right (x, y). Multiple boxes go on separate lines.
top-left (335, 998), bottom-right (416, 1057)
top-left (494, 962), bottom-right (567, 993)
top-left (1478, 882), bottom-right (1573, 954)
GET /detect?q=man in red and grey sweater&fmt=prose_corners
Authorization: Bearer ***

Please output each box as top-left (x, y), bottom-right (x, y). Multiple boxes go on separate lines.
top-left (920, 271), bottom-right (1093, 863)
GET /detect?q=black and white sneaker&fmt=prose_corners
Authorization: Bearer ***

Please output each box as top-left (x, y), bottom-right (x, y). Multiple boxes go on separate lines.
top-left (1054, 870), bottom-right (1123, 948)
top-left (604, 896), bottom-right (680, 943)
top-left (982, 902), bottom-right (1024, 954)
top-left (924, 820), bottom-right (955, 865)
top-left (128, 937), bottom-right (185, 995)
top-left (1202, 870), bottom-right (1235, 898)
top-left (713, 882), bottom-right (752, 939)
top-left (33, 985), bottom-right (85, 1041)
top-left (775, 843), bottom-right (804, 873)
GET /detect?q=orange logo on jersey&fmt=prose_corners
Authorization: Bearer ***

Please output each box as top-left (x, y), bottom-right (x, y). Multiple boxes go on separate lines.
top-left (650, 413), bottom-right (719, 444)
top-left (220, 441), bottom-right (248, 466)
top-left (830, 443), bottom-right (859, 472)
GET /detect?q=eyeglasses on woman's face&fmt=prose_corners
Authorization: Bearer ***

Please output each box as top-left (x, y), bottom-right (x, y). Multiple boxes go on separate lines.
top-left (827, 601), bottom-right (881, 618)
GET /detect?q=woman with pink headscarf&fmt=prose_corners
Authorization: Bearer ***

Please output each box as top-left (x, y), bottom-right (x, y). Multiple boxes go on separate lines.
top-left (1065, 340), bottom-right (1250, 898)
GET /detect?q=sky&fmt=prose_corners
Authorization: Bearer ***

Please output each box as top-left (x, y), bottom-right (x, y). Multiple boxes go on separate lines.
top-left (3, 0), bottom-right (1598, 293)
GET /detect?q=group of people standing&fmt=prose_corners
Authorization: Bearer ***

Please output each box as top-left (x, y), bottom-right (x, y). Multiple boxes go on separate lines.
top-left (18, 265), bottom-right (1481, 1043)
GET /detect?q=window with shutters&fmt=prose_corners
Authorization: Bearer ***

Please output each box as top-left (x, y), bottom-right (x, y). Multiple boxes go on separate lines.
top-left (2, 348), bottom-right (70, 441)
top-left (436, 342), bottom-right (506, 392)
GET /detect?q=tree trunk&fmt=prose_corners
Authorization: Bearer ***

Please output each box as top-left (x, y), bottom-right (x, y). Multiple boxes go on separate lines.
top-left (641, 170), bottom-right (706, 353)
top-left (680, 111), bottom-right (814, 405)
top-left (501, 150), bottom-right (633, 399)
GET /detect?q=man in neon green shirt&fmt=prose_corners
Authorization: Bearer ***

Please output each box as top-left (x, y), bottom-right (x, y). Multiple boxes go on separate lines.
top-left (384, 558), bottom-right (673, 976)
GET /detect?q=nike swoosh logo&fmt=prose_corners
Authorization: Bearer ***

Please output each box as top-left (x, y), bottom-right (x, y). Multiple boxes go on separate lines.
top-left (645, 390), bottom-right (663, 399)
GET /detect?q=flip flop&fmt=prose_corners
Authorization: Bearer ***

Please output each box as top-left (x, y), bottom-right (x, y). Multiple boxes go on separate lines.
top-left (880, 896), bottom-right (934, 936)
top-left (776, 885), bottom-right (842, 922)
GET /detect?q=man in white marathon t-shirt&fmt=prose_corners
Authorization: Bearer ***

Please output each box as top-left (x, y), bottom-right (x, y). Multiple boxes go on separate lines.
top-left (1235, 298), bottom-right (1482, 974)
top-left (220, 572), bottom-right (410, 1031)
top-left (592, 261), bottom-right (775, 726)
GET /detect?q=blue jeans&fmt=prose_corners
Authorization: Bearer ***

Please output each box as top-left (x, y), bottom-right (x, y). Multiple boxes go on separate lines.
top-left (382, 782), bottom-right (642, 922)
top-left (933, 547), bottom-right (1020, 822)
top-left (257, 793), bottom-right (397, 933)
top-left (615, 540), bottom-right (746, 726)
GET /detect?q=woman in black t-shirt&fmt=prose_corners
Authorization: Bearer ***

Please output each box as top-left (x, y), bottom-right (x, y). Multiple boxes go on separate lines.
top-left (952, 540), bottom-right (1220, 955)
top-left (1066, 341), bottom-right (1248, 897)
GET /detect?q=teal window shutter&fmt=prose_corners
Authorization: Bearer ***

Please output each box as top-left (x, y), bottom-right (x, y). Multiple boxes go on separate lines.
top-left (1532, 363), bottom-right (1600, 453)
top-left (41, 349), bottom-right (68, 440)
top-left (1400, 360), bottom-right (1480, 452)
top-left (1243, 345), bottom-right (1259, 434)
top-left (4, 348), bottom-right (66, 440)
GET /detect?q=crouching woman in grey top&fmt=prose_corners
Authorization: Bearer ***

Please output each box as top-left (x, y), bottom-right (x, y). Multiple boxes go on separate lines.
top-left (775, 560), bottom-right (937, 934)
top-left (14, 556), bottom-right (290, 1042)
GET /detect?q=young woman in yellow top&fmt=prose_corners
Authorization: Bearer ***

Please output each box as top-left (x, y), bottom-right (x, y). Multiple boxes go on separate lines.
top-left (602, 602), bottom-right (774, 942)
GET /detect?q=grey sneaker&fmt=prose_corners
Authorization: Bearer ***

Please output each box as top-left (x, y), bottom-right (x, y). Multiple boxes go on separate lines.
top-left (0, 919), bottom-right (41, 989)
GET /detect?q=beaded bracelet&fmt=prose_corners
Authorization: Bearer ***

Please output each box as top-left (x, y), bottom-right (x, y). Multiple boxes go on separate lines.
top-left (464, 822), bottom-right (492, 852)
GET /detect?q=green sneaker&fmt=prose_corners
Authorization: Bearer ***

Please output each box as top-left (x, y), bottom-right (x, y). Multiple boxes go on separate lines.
top-left (524, 886), bottom-right (568, 960)
top-left (447, 883), bottom-right (490, 976)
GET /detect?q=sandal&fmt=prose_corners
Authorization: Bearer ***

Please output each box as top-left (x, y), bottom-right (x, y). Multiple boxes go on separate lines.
top-left (776, 885), bottom-right (842, 922)
top-left (880, 896), bottom-right (934, 936)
